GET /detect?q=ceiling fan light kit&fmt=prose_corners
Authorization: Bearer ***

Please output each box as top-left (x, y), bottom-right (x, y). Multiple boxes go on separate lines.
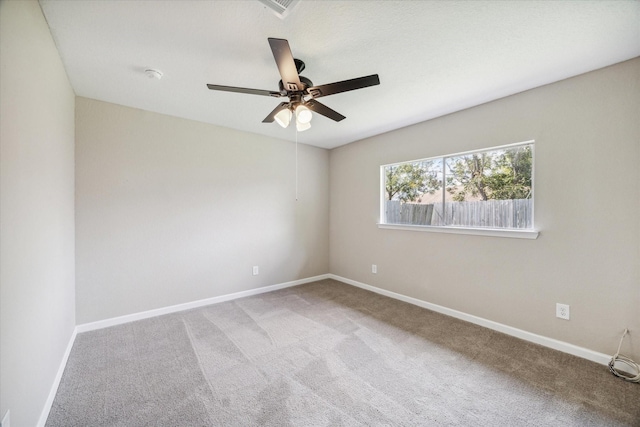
top-left (296, 120), bottom-right (311, 132)
top-left (274, 104), bottom-right (311, 131)
top-left (206, 38), bottom-right (380, 133)
top-left (295, 104), bottom-right (312, 124)
top-left (274, 108), bottom-right (292, 128)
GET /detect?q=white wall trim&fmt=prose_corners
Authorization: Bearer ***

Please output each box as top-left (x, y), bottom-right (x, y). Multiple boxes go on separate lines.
top-left (328, 274), bottom-right (612, 366)
top-left (40, 274), bottom-right (329, 425)
top-left (377, 223), bottom-right (539, 240)
top-left (76, 274), bottom-right (330, 333)
top-left (40, 272), bottom-right (612, 426)
top-left (37, 326), bottom-right (78, 427)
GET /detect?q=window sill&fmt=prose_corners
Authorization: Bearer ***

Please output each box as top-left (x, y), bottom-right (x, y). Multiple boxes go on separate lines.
top-left (377, 223), bottom-right (539, 239)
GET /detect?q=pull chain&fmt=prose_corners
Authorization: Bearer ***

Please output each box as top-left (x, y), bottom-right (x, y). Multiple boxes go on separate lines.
top-left (295, 127), bottom-right (299, 201)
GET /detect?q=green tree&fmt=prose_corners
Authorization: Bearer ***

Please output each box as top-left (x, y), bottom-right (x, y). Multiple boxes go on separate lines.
top-left (485, 145), bottom-right (532, 199)
top-left (446, 146), bottom-right (532, 201)
top-left (385, 161), bottom-right (440, 202)
top-left (446, 153), bottom-right (492, 201)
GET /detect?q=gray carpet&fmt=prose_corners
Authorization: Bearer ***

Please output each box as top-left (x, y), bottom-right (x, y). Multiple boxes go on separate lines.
top-left (47, 279), bottom-right (640, 426)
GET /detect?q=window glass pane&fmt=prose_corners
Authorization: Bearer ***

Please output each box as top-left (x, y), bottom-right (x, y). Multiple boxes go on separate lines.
top-left (384, 159), bottom-right (443, 225)
top-left (444, 145), bottom-right (532, 229)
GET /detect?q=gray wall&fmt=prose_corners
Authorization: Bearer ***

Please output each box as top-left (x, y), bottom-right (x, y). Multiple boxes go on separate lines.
top-left (75, 98), bottom-right (330, 324)
top-left (0, 1), bottom-right (77, 426)
top-left (330, 58), bottom-right (640, 359)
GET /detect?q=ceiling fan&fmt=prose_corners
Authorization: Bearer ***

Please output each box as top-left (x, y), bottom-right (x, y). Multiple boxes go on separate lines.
top-left (206, 38), bottom-right (380, 132)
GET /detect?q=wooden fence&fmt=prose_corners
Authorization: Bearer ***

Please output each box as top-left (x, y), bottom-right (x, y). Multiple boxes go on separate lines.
top-left (385, 199), bottom-right (532, 229)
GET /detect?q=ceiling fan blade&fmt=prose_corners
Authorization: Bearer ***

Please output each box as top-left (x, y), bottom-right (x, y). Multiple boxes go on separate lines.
top-left (207, 84), bottom-right (282, 97)
top-left (268, 38), bottom-right (303, 91)
top-left (306, 74), bottom-right (380, 99)
top-left (262, 102), bottom-right (290, 123)
top-left (305, 99), bottom-right (346, 122)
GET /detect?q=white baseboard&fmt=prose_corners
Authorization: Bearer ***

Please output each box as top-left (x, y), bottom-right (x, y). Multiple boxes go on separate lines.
top-left (37, 326), bottom-right (77, 427)
top-left (76, 274), bottom-right (330, 333)
top-left (41, 274), bottom-right (329, 425)
top-left (41, 272), bottom-right (611, 426)
top-left (328, 274), bottom-right (612, 367)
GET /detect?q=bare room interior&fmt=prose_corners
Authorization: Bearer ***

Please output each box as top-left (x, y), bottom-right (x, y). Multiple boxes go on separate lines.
top-left (1, 1), bottom-right (639, 425)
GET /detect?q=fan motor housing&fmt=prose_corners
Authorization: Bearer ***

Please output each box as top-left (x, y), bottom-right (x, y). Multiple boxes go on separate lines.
top-left (279, 75), bottom-right (313, 94)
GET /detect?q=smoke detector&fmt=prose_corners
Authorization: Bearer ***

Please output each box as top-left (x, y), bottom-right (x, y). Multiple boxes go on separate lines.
top-left (144, 69), bottom-right (163, 80)
top-left (257, 0), bottom-right (300, 19)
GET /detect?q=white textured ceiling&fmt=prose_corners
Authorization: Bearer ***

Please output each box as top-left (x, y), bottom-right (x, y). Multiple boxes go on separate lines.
top-left (39, 0), bottom-right (640, 149)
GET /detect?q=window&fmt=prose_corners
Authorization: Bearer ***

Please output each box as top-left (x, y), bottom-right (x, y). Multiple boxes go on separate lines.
top-left (381, 141), bottom-right (535, 236)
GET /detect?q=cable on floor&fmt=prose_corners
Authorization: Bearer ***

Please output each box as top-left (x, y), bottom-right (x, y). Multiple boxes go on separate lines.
top-left (608, 328), bottom-right (640, 383)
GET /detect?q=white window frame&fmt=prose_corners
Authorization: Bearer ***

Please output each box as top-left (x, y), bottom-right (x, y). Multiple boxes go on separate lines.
top-left (378, 140), bottom-right (539, 239)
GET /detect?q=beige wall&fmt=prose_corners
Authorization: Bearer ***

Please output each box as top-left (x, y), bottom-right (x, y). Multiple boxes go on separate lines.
top-left (330, 58), bottom-right (640, 359)
top-left (75, 98), bottom-right (329, 324)
top-left (0, 1), bottom-right (77, 425)
top-left (1, 2), bottom-right (637, 420)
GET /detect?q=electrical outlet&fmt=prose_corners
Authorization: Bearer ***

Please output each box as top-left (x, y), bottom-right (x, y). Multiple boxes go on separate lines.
top-left (556, 303), bottom-right (570, 320)
top-left (372, 264), bottom-right (377, 274)
top-left (252, 266), bottom-right (259, 276)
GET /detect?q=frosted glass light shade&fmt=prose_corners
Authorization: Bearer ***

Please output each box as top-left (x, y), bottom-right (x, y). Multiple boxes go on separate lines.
top-left (296, 120), bottom-right (311, 132)
top-left (295, 105), bottom-right (312, 124)
top-left (274, 108), bottom-right (292, 128)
